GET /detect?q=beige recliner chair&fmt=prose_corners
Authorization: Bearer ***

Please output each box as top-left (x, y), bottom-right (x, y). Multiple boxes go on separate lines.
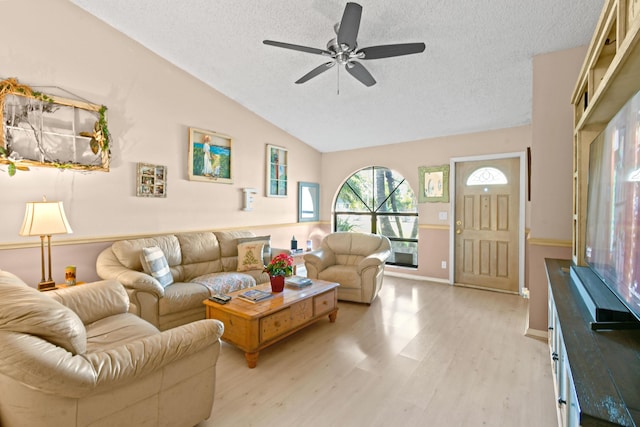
top-left (304, 232), bottom-right (391, 303)
top-left (0, 270), bottom-right (223, 427)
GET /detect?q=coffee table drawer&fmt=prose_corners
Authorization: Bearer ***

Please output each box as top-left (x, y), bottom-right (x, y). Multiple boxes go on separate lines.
top-left (314, 290), bottom-right (336, 315)
top-left (290, 298), bottom-right (313, 328)
top-left (260, 308), bottom-right (291, 342)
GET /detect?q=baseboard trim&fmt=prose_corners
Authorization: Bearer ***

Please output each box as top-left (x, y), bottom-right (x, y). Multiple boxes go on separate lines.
top-left (525, 327), bottom-right (548, 341)
top-left (384, 270), bottom-right (450, 284)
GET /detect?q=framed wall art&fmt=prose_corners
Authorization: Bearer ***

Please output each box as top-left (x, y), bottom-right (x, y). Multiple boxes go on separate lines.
top-left (188, 127), bottom-right (232, 183)
top-left (136, 162), bottom-right (167, 197)
top-left (1, 78), bottom-right (111, 173)
top-left (418, 165), bottom-right (449, 203)
top-left (266, 144), bottom-right (288, 197)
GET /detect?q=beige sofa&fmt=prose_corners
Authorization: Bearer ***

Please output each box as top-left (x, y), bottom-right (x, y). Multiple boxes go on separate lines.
top-left (0, 270), bottom-right (223, 427)
top-left (97, 230), bottom-right (271, 330)
top-left (305, 232), bottom-right (391, 303)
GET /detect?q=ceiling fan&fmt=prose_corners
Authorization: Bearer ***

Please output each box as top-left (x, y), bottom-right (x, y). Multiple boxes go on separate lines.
top-left (263, 2), bottom-right (426, 87)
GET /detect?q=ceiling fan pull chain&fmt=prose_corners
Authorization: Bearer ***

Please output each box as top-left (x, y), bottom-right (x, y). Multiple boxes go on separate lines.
top-left (337, 65), bottom-right (340, 95)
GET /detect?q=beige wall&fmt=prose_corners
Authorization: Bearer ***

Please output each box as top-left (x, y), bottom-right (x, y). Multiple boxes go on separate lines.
top-left (526, 46), bottom-right (587, 332)
top-left (0, 0), bottom-right (321, 284)
top-left (321, 125), bottom-right (532, 279)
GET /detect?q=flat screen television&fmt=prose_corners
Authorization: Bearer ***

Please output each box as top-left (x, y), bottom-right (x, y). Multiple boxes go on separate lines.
top-left (585, 88), bottom-right (640, 321)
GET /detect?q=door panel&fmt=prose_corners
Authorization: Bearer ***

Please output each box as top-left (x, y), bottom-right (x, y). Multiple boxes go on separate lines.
top-left (454, 157), bottom-right (519, 293)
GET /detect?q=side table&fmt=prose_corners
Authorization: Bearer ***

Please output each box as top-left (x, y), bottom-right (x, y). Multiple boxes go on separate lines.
top-left (39, 281), bottom-right (86, 291)
top-left (289, 251), bottom-right (307, 275)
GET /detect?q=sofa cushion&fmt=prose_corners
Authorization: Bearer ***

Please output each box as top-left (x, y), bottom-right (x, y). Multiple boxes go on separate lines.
top-left (176, 232), bottom-right (224, 281)
top-left (85, 312), bottom-right (159, 353)
top-left (176, 232), bottom-right (221, 265)
top-left (190, 272), bottom-right (256, 294)
top-left (325, 232), bottom-right (386, 265)
top-left (158, 282), bottom-right (211, 316)
top-left (0, 270), bottom-right (87, 355)
top-left (48, 280), bottom-right (129, 325)
top-left (112, 235), bottom-right (182, 271)
top-left (318, 265), bottom-right (361, 289)
top-left (237, 241), bottom-right (264, 272)
top-left (141, 246), bottom-right (174, 287)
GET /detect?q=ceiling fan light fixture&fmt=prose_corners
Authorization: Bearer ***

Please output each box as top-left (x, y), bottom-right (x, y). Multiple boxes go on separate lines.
top-left (263, 2), bottom-right (425, 88)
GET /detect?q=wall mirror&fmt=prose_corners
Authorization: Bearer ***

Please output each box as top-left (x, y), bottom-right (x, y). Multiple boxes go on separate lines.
top-left (0, 78), bottom-right (110, 172)
top-left (298, 181), bottom-right (320, 222)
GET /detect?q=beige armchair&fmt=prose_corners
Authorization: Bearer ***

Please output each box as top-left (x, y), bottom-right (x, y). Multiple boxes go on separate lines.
top-left (0, 270), bottom-right (223, 427)
top-left (304, 232), bottom-right (391, 303)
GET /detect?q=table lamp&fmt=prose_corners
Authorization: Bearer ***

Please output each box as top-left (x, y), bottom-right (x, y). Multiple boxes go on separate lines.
top-left (19, 197), bottom-right (73, 290)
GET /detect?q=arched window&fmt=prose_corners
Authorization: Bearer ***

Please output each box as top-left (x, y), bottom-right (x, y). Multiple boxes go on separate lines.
top-left (333, 166), bottom-right (418, 267)
top-left (466, 167), bottom-right (508, 186)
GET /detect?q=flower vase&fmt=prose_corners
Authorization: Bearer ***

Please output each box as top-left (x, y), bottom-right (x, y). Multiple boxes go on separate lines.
top-left (270, 275), bottom-right (285, 292)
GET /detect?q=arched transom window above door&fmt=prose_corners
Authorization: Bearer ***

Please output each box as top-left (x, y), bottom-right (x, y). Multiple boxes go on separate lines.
top-left (466, 167), bottom-right (508, 186)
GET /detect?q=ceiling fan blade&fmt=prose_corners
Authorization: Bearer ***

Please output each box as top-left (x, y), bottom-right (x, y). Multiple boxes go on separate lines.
top-left (295, 62), bottom-right (336, 84)
top-left (358, 43), bottom-right (426, 59)
top-left (337, 2), bottom-right (362, 50)
top-left (263, 40), bottom-right (332, 56)
top-left (346, 61), bottom-right (376, 87)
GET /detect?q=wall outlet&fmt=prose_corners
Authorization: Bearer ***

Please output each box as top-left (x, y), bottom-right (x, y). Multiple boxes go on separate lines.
top-left (438, 211), bottom-right (448, 220)
top-left (441, 261), bottom-right (447, 269)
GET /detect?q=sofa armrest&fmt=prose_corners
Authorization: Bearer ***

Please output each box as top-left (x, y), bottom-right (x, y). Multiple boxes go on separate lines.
top-left (47, 280), bottom-right (129, 325)
top-left (97, 248), bottom-right (165, 297)
top-left (117, 270), bottom-right (165, 297)
top-left (85, 319), bottom-right (224, 388)
top-left (304, 249), bottom-right (335, 272)
top-left (0, 319), bottom-right (223, 398)
top-left (357, 249), bottom-right (392, 273)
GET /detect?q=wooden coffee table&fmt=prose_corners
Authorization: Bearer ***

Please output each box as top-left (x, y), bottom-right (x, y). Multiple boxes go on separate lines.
top-left (203, 279), bottom-right (339, 368)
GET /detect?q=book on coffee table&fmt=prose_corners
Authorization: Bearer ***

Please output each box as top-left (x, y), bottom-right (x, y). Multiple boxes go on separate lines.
top-left (238, 289), bottom-right (273, 303)
top-left (286, 276), bottom-right (312, 288)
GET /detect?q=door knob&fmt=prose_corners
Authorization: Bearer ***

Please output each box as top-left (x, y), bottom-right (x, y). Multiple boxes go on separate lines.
top-left (456, 229), bottom-right (462, 234)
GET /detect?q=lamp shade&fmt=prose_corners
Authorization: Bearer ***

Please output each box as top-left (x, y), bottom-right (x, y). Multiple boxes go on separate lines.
top-left (19, 201), bottom-right (73, 236)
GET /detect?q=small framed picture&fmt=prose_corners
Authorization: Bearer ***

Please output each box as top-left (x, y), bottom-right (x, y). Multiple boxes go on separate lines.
top-left (266, 144), bottom-right (288, 197)
top-left (136, 162), bottom-right (167, 198)
top-left (418, 165), bottom-right (449, 203)
top-left (188, 127), bottom-right (233, 184)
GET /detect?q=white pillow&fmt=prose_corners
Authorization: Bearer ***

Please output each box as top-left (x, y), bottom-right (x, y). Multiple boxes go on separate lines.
top-left (237, 242), bottom-right (264, 272)
top-left (140, 246), bottom-right (174, 287)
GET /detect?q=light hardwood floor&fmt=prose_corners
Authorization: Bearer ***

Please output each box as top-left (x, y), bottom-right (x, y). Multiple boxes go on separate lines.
top-left (199, 276), bottom-right (557, 427)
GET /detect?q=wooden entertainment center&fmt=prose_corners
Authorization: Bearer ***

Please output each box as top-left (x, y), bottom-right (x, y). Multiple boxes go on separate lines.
top-left (546, 1), bottom-right (640, 426)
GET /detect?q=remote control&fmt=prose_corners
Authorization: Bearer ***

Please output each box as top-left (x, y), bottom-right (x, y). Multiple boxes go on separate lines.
top-left (209, 294), bottom-right (231, 304)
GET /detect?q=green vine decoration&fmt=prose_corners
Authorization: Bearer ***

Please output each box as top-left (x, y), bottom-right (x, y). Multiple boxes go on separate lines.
top-left (96, 105), bottom-right (110, 153)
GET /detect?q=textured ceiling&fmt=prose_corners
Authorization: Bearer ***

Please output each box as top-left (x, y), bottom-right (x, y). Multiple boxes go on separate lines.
top-left (70, 0), bottom-right (604, 153)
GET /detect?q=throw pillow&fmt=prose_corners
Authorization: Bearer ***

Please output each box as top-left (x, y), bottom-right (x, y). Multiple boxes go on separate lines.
top-left (237, 241), bottom-right (264, 272)
top-left (237, 235), bottom-right (271, 265)
top-left (140, 246), bottom-right (174, 287)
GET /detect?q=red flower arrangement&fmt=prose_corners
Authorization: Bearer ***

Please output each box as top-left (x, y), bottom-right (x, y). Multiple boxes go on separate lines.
top-left (264, 253), bottom-right (294, 277)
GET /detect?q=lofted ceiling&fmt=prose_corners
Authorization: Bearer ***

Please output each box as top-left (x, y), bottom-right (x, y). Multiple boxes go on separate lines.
top-left (70, 0), bottom-right (604, 153)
